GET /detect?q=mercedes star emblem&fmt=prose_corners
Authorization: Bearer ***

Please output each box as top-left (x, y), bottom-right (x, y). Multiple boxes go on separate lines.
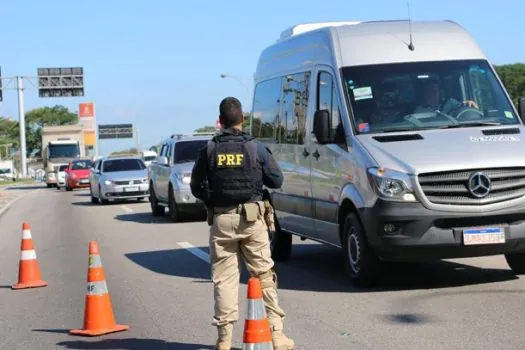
top-left (467, 172), bottom-right (491, 198)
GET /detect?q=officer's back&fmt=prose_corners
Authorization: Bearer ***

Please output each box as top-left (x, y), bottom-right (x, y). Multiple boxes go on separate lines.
top-left (190, 96), bottom-right (293, 350)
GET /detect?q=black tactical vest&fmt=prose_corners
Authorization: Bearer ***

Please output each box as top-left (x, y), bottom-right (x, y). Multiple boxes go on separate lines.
top-left (207, 132), bottom-right (263, 207)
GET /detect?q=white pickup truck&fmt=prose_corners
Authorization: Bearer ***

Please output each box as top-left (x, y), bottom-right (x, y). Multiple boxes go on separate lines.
top-left (148, 133), bottom-right (213, 222)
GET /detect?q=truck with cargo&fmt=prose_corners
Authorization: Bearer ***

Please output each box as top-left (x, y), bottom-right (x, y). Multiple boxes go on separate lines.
top-left (41, 125), bottom-right (85, 188)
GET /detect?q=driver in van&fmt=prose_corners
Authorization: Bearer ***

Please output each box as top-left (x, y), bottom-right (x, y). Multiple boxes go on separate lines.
top-left (414, 79), bottom-right (479, 114)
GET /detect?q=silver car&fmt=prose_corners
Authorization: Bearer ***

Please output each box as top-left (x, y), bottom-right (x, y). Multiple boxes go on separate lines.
top-left (148, 134), bottom-right (212, 222)
top-left (89, 156), bottom-right (149, 205)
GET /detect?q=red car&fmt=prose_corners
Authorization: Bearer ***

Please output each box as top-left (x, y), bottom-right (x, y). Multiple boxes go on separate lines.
top-left (65, 159), bottom-right (93, 191)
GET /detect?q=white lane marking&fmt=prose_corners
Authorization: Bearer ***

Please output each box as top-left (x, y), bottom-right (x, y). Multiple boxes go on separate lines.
top-left (0, 189), bottom-right (41, 219)
top-left (121, 205), bottom-right (133, 213)
top-left (177, 241), bottom-right (210, 264)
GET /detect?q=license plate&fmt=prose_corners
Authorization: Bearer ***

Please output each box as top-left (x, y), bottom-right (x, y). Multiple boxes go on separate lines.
top-left (463, 227), bottom-right (505, 246)
top-left (124, 186), bottom-right (139, 192)
top-left (80, 179), bottom-right (89, 183)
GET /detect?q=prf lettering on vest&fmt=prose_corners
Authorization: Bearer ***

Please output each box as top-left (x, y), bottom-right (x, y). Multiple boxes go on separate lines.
top-left (217, 153), bottom-right (244, 166)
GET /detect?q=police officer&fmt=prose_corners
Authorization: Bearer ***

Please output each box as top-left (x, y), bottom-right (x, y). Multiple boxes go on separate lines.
top-left (190, 97), bottom-right (295, 350)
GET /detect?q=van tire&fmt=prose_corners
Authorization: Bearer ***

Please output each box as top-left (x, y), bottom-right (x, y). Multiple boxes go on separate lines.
top-left (505, 253), bottom-right (525, 274)
top-left (342, 212), bottom-right (381, 287)
top-left (168, 186), bottom-right (179, 223)
top-left (149, 184), bottom-right (164, 217)
top-left (269, 215), bottom-right (292, 261)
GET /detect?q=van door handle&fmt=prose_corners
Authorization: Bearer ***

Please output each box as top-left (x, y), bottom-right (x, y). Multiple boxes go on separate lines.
top-left (302, 149), bottom-right (309, 157)
top-left (312, 150), bottom-right (320, 160)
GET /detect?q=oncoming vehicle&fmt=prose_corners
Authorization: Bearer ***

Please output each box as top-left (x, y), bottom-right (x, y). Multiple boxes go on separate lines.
top-left (0, 160), bottom-right (16, 182)
top-left (149, 134), bottom-right (211, 222)
top-left (89, 156), bottom-right (149, 204)
top-left (64, 159), bottom-right (93, 191)
top-left (56, 164), bottom-right (68, 189)
top-left (141, 150), bottom-right (158, 167)
top-left (250, 20), bottom-right (525, 287)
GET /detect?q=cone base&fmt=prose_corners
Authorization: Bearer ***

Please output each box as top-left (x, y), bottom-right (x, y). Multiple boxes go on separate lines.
top-left (11, 280), bottom-right (48, 290)
top-left (69, 324), bottom-right (129, 337)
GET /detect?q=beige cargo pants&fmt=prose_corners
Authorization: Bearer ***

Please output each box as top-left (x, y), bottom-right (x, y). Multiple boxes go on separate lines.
top-left (209, 202), bottom-right (287, 332)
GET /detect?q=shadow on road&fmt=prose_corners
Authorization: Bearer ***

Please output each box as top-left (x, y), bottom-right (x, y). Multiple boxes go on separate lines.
top-left (126, 242), bottom-right (518, 293)
top-left (56, 338), bottom-right (229, 350)
top-left (126, 247), bottom-right (211, 280)
top-left (115, 212), bottom-right (206, 224)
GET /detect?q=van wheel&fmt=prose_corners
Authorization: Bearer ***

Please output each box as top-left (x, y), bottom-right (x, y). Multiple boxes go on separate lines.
top-left (149, 184), bottom-right (164, 217)
top-left (269, 214), bottom-right (292, 261)
top-left (168, 187), bottom-right (180, 223)
top-left (342, 212), bottom-right (381, 287)
top-left (505, 253), bottom-right (525, 274)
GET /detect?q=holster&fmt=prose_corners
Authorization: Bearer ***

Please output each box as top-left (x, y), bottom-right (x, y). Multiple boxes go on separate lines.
top-left (263, 200), bottom-right (275, 232)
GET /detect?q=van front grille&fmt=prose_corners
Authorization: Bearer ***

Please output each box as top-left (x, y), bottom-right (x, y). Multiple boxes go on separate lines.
top-left (418, 168), bottom-right (525, 205)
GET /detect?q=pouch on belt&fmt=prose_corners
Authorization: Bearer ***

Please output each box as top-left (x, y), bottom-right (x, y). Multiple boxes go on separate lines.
top-left (242, 203), bottom-right (261, 222)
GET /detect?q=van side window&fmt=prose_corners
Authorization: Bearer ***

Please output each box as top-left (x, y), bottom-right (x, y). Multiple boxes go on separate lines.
top-left (318, 72), bottom-right (345, 144)
top-left (281, 72), bottom-right (310, 145)
top-left (252, 77), bottom-right (283, 143)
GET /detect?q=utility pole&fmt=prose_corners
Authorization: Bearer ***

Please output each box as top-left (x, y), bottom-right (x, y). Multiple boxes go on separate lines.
top-left (16, 77), bottom-right (27, 177)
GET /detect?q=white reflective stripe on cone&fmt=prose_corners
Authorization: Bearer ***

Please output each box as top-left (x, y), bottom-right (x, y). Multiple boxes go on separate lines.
top-left (22, 230), bottom-right (32, 239)
top-left (242, 342), bottom-right (273, 350)
top-left (21, 250), bottom-right (37, 260)
top-left (246, 299), bottom-right (267, 320)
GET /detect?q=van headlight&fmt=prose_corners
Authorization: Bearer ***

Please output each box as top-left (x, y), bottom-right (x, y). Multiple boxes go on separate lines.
top-left (104, 180), bottom-right (113, 185)
top-left (368, 168), bottom-right (417, 202)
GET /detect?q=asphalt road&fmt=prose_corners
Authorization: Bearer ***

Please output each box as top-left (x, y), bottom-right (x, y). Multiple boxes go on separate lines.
top-left (1, 187), bottom-right (525, 349)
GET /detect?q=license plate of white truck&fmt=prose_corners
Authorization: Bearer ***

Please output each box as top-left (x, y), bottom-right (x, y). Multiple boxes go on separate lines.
top-left (463, 227), bottom-right (505, 245)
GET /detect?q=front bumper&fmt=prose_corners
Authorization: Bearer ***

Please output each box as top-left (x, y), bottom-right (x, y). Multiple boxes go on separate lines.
top-left (173, 186), bottom-right (206, 212)
top-left (359, 199), bottom-right (525, 261)
top-left (101, 183), bottom-right (149, 199)
top-left (68, 178), bottom-right (90, 188)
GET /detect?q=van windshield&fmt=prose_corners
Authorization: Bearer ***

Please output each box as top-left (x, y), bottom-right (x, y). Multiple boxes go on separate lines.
top-left (341, 60), bottom-right (520, 134)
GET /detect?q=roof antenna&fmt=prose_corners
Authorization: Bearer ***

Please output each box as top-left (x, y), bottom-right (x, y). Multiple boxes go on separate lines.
top-left (407, 1), bottom-right (415, 51)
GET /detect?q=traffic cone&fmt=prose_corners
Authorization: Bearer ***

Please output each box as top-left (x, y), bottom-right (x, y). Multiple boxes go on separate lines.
top-left (12, 223), bottom-right (48, 290)
top-left (70, 241), bottom-right (129, 336)
top-left (242, 277), bottom-right (273, 350)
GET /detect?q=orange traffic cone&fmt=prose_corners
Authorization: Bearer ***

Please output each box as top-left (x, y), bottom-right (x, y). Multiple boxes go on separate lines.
top-left (12, 223), bottom-right (48, 290)
top-left (242, 277), bottom-right (273, 350)
top-left (70, 241), bottom-right (129, 336)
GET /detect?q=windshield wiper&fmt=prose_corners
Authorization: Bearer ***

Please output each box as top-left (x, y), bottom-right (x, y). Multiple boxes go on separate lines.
top-left (440, 121), bottom-right (502, 129)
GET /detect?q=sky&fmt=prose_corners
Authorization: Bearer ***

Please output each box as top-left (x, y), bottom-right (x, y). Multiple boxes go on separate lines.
top-left (1, 0), bottom-right (524, 155)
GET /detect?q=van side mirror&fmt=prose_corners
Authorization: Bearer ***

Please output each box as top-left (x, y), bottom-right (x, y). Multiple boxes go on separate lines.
top-left (157, 156), bottom-right (169, 166)
top-left (313, 110), bottom-right (331, 144)
top-left (519, 97), bottom-right (525, 120)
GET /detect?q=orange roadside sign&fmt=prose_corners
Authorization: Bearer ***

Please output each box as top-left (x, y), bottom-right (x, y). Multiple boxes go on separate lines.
top-left (79, 102), bottom-right (94, 118)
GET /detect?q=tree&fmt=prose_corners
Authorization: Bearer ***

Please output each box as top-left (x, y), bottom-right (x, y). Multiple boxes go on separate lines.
top-left (0, 117), bottom-right (18, 159)
top-left (494, 63), bottom-right (525, 107)
top-left (194, 125), bottom-right (217, 133)
top-left (23, 105), bottom-right (78, 157)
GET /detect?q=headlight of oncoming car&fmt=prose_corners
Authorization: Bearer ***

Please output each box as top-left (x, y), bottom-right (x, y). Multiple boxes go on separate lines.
top-left (104, 180), bottom-right (113, 185)
top-left (176, 173), bottom-right (191, 184)
top-left (367, 167), bottom-right (417, 202)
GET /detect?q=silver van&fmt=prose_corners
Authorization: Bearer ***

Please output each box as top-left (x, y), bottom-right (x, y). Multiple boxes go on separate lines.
top-left (249, 20), bottom-right (525, 287)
